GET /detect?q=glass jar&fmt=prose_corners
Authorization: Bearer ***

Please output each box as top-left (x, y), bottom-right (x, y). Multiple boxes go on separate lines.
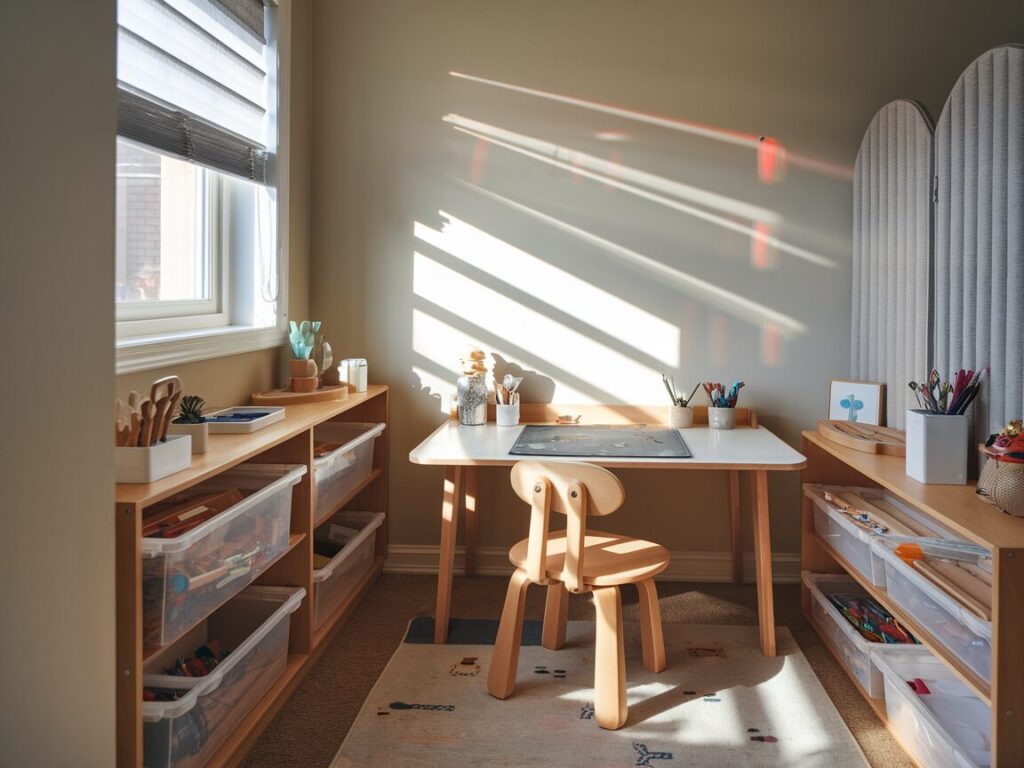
top-left (456, 375), bottom-right (487, 426)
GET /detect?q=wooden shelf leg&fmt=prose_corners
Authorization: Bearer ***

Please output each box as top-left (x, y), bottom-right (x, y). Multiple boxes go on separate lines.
top-left (728, 469), bottom-right (742, 584)
top-left (462, 466), bottom-right (478, 577)
top-left (752, 470), bottom-right (776, 656)
top-left (434, 466), bottom-right (462, 644)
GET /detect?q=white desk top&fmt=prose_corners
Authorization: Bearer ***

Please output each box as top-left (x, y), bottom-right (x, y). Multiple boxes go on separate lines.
top-left (409, 422), bottom-right (806, 471)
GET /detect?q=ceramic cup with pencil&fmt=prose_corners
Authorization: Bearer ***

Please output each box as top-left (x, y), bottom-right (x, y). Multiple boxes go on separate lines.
top-left (704, 380), bottom-right (745, 430)
top-left (662, 374), bottom-right (700, 428)
top-left (905, 368), bottom-right (985, 485)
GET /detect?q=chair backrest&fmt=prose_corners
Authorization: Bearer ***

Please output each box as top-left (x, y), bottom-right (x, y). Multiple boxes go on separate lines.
top-left (510, 461), bottom-right (624, 592)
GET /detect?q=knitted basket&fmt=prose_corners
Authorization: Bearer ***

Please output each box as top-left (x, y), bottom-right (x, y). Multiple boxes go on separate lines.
top-left (977, 456), bottom-right (1024, 517)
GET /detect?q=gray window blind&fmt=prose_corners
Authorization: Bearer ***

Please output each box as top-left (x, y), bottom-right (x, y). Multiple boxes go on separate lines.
top-left (117, 0), bottom-right (270, 182)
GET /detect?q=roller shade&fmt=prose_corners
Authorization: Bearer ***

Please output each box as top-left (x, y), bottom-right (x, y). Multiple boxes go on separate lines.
top-left (117, 0), bottom-right (270, 182)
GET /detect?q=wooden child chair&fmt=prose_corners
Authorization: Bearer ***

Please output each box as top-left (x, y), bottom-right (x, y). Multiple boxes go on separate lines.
top-left (487, 460), bottom-right (670, 729)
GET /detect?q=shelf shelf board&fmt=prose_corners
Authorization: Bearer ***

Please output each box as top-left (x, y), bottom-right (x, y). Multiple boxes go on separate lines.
top-left (810, 531), bottom-right (991, 705)
top-left (206, 653), bottom-right (309, 768)
top-left (311, 554), bottom-right (386, 652)
top-left (142, 532), bottom-right (307, 663)
top-left (802, 429), bottom-right (1024, 549)
top-left (313, 468), bottom-right (384, 529)
top-left (117, 385), bottom-right (389, 509)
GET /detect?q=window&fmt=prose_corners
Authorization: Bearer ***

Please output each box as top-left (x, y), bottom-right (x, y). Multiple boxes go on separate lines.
top-left (115, 0), bottom-right (286, 368)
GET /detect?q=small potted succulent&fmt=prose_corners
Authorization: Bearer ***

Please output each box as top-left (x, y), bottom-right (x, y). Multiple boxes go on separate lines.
top-left (168, 394), bottom-right (209, 453)
top-left (289, 320), bottom-right (320, 392)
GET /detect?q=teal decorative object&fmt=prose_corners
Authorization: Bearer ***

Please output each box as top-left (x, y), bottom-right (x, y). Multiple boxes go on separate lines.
top-left (289, 320), bottom-right (320, 360)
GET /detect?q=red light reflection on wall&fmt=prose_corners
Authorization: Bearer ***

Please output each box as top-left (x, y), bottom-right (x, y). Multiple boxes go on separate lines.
top-left (761, 323), bottom-right (782, 367)
top-left (757, 137), bottom-right (786, 183)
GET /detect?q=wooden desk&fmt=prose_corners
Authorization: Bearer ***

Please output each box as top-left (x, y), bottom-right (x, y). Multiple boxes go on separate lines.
top-left (409, 404), bottom-right (807, 653)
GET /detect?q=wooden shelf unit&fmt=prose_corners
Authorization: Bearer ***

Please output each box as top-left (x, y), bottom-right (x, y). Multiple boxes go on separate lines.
top-left (116, 385), bottom-right (389, 768)
top-left (801, 429), bottom-right (1024, 768)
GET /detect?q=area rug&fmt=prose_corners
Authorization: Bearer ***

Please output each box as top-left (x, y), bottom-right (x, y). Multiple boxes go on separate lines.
top-left (331, 618), bottom-right (868, 768)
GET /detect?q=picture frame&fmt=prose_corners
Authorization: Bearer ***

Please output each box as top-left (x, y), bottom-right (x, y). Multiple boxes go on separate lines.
top-left (827, 379), bottom-right (886, 426)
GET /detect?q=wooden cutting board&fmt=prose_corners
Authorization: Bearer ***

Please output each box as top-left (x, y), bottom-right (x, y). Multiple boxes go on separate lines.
top-left (251, 384), bottom-right (349, 406)
top-left (817, 420), bottom-right (906, 456)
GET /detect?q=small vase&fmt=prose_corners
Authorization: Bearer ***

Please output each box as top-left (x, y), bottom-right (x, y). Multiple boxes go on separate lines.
top-left (708, 407), bottom-right (736, 430)
top-left (456, 375), bottom-right (487, 426)
top-left (168, 420), bottom-right (209, 453)
top-left (668, 405), bottom-right (694, 428)
top-left (496, 403), bottom-right (520, 427)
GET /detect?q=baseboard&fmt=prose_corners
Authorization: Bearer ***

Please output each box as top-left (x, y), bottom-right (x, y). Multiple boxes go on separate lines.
top-left (384, 544), bottom-right (801, 583)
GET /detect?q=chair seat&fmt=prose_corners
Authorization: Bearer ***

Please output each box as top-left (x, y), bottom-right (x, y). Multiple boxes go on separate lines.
top-left (509, 530), bottom-right (670, 587)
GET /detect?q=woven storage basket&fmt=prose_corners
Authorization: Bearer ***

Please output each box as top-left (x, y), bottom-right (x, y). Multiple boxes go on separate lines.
top-left (977, 456), bottom-right (1024, 517)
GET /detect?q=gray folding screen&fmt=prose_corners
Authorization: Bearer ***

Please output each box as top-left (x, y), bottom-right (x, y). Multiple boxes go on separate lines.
top-left (851, 100), bottom-right (934, 429)
top-left (934, 44), bottom-right (1024, 443)
top-left (853, 45), bottom-right (1024, 436)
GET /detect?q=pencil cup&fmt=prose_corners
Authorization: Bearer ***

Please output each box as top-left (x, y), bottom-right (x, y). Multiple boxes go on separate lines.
top-left (708, 407), bottom-right (736, 430)
top-left (496, 403), bottom-right (520, 427)
top-left (905, 409), bottom-right (968, 484)
top-left (668, 405), bottom-right (694, 428)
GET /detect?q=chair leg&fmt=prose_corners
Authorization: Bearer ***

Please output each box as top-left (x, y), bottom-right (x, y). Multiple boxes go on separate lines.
top-left (636, 579), bottom-right (666, 673)
top-left (487, 568), bottom-right (531, 700)
top-left (542, 582), bottom-right (569, 650)
top-left (592, 586), bottom-right (627, 729)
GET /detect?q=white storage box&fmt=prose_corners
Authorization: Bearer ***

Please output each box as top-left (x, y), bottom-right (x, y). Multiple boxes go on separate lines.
top-left (142, 464), bottom-right (306, 647)
top-left (142, 586), bottom-right (304, 768)
top-left (872, 647), bottom-right (991, 768)
top-left (117, 434), bottom-right (192, 483)
top-left (803, 572), bottom-right (925, 698)
top-left (804, 484), bottom-right (887, 586)
top-left (312, 511), bottom-right (384, 631)
top-left (312, 422), bottom-right (385, 527)
top-left (875, 543), bottom-right (992, 685)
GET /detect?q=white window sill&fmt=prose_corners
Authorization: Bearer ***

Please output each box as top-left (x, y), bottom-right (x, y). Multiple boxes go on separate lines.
top-left (116, 324), bottom-right (287, 375)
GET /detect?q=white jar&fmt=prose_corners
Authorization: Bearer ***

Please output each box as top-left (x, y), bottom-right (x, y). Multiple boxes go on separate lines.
top-left (708, 407), bottom-right (736, 430)
top-left (668, 405), bottom-right (694, 428)
top-left (496, 403), bottom-right (520, 427)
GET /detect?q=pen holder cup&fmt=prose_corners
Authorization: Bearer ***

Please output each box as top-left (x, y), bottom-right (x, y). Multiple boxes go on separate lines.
top-left (905, 409), bottom-right (968, 484)
top-left (668, 405), bottom-right (694, 429)
top-left (708, 407), bottom-right (736, 430)
top-left (496, 403), bottom-right (520, 427)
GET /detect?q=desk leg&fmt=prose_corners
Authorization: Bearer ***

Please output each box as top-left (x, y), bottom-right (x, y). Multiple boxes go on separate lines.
top-left (463, 467), bottom-right (478, 577)
top-left (752, 470), bottom-right (776, 656)
top-left (435, 466), bottom-right (463, 644)
top-left (728, 470), bottom-right (742, 584)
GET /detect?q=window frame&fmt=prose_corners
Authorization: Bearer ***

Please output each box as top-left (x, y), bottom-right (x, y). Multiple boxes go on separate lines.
top-left (114, 0), bottom-right (290, 374)
top-left (114, 152), bottom-right (231, 337)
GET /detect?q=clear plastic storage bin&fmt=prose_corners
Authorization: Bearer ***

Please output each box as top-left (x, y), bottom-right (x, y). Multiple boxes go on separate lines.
top-left (804, 484), bottom-right (887, 585)
top-left (312, 511), bottom-right (384, 631)
top-left (872, 647), bottom-right (991, 768)
top-left (142, 586), bottom-right (305, 768)
top-left (142, 464), bottom-right (305, 647)
top-left (875, 543), bottom-right (992, 685)
top-left (803, 571), bottom-right (925, 698)
top-left (312, 422), bottom-right (386, 527)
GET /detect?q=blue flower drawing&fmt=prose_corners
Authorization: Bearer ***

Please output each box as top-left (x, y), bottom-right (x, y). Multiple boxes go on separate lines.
top-left (840, 394), bottom-right (864, 422)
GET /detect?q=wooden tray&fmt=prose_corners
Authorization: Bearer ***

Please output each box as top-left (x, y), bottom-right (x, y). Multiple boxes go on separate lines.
top-left (251, 385), bottom-right (349, 406)
top-left (816, 420), bottom-right (906, 456)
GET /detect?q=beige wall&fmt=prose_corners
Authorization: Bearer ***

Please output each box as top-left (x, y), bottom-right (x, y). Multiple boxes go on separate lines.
top-left (0, 1), bottom-right (117, 764)
top-left (115, 0), bottom-right (313, 409)
top-left (310, 1), bottom-right (1024, 562)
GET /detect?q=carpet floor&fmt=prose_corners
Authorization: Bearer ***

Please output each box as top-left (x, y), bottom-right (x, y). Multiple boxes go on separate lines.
top-left (240, 575), bottom-right (911, 768)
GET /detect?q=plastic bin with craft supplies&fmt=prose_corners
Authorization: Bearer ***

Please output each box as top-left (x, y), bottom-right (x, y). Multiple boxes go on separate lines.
top-left (312, 511), bottom-right (384, 631)
top-left (802, 572), bottom-right (925, 699)
top-left (875, 542), bottom-right (992, 685)
top-left (142, 586), bottom-right (304, 768)
top-left (872, 646), bottom-right (991, 768)
top-left (312, 422), bottom-right (385, 526)
top-left (804, 484), bottom-right (888, 586)
top-left (141, 463), bottom-right (306, 647)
